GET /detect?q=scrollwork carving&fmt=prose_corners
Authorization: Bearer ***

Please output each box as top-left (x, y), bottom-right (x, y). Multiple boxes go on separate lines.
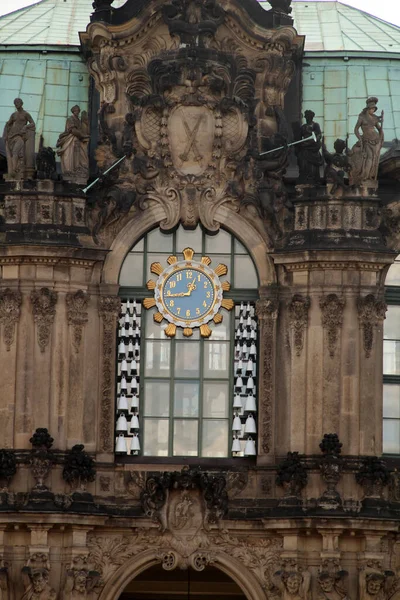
top-left (357, 294), bottom-right (387, 359)
top-left (30, 288), bottom-right (57, 353)
top-left (320, 294), bottom-right (345, 358)
top-left (66, 290), bottom-right (90, 352)
top-left (288, 294), bottom-right (310, 357)
top-left (0, 288), bottom-right (22, 351)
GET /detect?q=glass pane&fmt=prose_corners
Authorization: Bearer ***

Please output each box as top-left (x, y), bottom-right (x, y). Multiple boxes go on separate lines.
top-left (384, 306), bottom-right (400, 339)
top-left (205, 229), bottom-right (231, 253)
top-left (201, 420), bottom-right (229, 457)
top-left (173, 420), bottom-right (198, 456)
top-left (383, 385), bottom-right (400, 418)
top-left (144, 341), bottom-right (171, 376)
top-left (143, 419), bottom-right (169, 456)
top-left (204, 342), bottom-right (230, 378)
top-left (234, 239), bottom-right (247, 254)
top-left (131, 238), bottom-right (144, 252)
top-left (145, 309), bottom-right (167, 339)
top-left (174, 382), bottom-right (199, 417)
top-left (176, 226), bottom-right (202, 254)
top-left (144, 381), bottom-right (170, 416)
top-left (119, 253), bottom-right (144, 286)
top-left (147, 228), bottom-right (173, 252)
top-left (383, 340), bottom-right (400, 375)
top-left (203, 382), bottom-right (229, 418)
top-left (208, 255), bottom-right (231, 281)
top-left (386, 262), bottom-right (400, 286)
top-left (234, 255), bottom-right (258, 289)
top-left (383, 419), bottom-right (400, 454)
top-left (175, 342), bottom-right (200, 377)
top-left (209, 311), bottom-right (231, 340)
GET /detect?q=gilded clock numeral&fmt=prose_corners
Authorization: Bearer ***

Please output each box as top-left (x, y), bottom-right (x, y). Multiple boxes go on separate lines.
top-left (169, 300), bottom-right (174, 307)
top-left (177, 273), bottom-right (182, 281)
top-left (186, 270), bottom-right (193, 279)
top-left (197, 274), bottom-right (201, 281)
top-left (186, 309), bottom-right (191, 317)
top-left (203, 281), bottom-right (208, 288)
top-left (177, 307), bottom-right (181, 315)
top-left (169, 281), bottom-right (176, 288)
top-left (206, 291), bottom-right (211, 298)
top-left (203, 300), bottom-right (207, 308)
top-left (196, 308), bottom-right (200, 315)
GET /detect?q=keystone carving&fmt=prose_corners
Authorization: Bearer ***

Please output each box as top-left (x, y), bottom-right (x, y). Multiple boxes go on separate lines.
top-left (288, 294), bottom-right (310, 356)
top-left (66, 290), bottom-right (90, 352)
top-left (357, 295), bottom-right (387, 358)
top-left (320, 294), bottom-right (345, 358)
top-left (30, 288), bottom-right (57, 353)
top-left (0, 288), bottom-right (22, 351)
top-left (98, 296), bottom-right (121, 453)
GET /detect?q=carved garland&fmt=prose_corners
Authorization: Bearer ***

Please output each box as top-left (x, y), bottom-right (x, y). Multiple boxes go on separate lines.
top-left (320, 294), bottom-right (345, 358)
top-left (0, 288), bottom-right (22, 351)
top-left (256, 298), bottom-right (278, 454)
top-left (30, 288), bottom-right (58, 353)
top-left (98, 296), bottom-right (121, 453)
top-left (357, 294), bottom-right (387, 358)
top-left (66, 290), bottom-right (90, 352)
top-left (288, 294), bottom-right (310, 357)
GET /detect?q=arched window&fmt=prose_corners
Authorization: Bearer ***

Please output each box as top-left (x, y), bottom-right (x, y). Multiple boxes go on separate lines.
top-left (115, 225), bottom-right (259, 459)
top-left (383, 255), bottom-right (400, 453)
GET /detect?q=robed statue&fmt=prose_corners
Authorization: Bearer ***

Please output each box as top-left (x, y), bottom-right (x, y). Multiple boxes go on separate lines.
top-left (3, 98), bottom-right (36, 180)
top-left (348, 97), bottom-right (384, 187)
top-left (56, 105), bottom-right (90, 184)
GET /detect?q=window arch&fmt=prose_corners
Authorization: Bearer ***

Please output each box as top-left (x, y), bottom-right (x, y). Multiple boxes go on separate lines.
top-left (115, 225), bottom-right (259, 459)
top-left (383, 254), bottom-right (400, 454)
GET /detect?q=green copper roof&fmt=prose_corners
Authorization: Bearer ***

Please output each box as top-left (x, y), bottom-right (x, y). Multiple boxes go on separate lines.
top-left (0, 0), bottom-right (399, 51)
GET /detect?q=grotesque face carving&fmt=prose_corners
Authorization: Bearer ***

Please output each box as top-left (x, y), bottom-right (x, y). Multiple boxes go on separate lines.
top-left (319, 576), bottom-right (335, 593)
top-left (74, 572), bottom-right (87, 593)
top-left (367, 577), bottom-right (383, 596)
top-left (286, 573), bottom-right (302, 594)
top-left (32, 571), bottom-right (47, 593)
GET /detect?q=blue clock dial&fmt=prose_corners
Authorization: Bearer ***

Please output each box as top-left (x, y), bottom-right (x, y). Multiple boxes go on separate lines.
top-left (162, 268), bottom-right (215, 322)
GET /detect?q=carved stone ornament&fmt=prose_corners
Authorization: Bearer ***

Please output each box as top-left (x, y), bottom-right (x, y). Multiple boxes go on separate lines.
top-left (98, 296), bottom-right (121, 453)
top-left (28, 428), bottom-right (54, 492)
top-left (288, 294), bottom-right (310, 357)
top-left (63, 555), bottom-right (101, 600)
top-left (0, 288), bottom-right (22, 351)
top-left (21, 554), bottom-right (57, 600)
top-left (141, 467), bottom-right (228, 533)
top-left (317, 559), bottom-right (349, 600)
top-left (0, 558), bottom-right (9, 600)
top-left (62, 444), bottom-right (96, 492)
top-left (348, 97), bottom-right (384, 189)
top-left (320, 294), bottom-right (345, 358)
top-left (356, 456), bottom-right (390, 500)
top-left (0, 449), bottom-right (17, 492)
top-left (66, 290), bottom-right (90, 352)
top-left (56, 105), bottom-right (90, 185)
top-left (30, 288), bottom-right (58, 353)
top-left (273, 561), bottom-right (312, 600)
top-left (3, 97), bottom-right (36, 180)
top-left (256, 297), bottom-right (278, 454)
top-left (276, 451), bottom-right (308, 506)
top-left (83, 0), bottom-right (303, 246)
top-left (357, 295), bottom-right (387, 359)
top-left (359, 562), bottom-right (394, 600)
top-left (389, 469), bottom-right (400, 503)
top-left (318, 434), bottom-right (343, 510)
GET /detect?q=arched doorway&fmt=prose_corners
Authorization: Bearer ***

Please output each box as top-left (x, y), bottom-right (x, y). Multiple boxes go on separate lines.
top-left (119, 564), bottom-right (247, 599)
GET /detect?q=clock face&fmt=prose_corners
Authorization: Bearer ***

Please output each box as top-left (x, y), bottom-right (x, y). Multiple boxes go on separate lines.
top-left (162, 268), bottom-right (215, 322)
top-left (155, 260), bottom-right (223, 329)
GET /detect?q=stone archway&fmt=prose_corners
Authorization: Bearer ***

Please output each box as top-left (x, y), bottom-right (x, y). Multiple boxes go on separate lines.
top-left (98, 548), bottom-right (267, 600)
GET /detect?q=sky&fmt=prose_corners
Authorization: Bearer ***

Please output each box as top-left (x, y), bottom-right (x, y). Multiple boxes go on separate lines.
top-left (0, 0), bottom-right (399, 26)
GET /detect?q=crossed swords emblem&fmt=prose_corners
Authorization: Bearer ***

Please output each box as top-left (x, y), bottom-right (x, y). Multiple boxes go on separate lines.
top-left (179, 110), bottom-right (205, 164)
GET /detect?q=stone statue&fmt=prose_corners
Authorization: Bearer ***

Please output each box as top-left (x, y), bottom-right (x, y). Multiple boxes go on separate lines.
top-left (295, 110), bottom-right (323, 184)
top-left (348, 97), bottom-right (384, 187)
top-left (322, 138), bottom-right (351, 195)
top-left (63, 569), bottom-right (100, 600)
top-left (3, 98), bottom-right (36, 180)
top-left (359, 564), bottom-right (393, 600)
top-left (0, 564), bottom-right (8, 600)
top-left (56, 105), bottom-right (90, 184)
top-left (21, 566), bottom-right (57, 600)
top-left (318, 561), bottom-right (349, 600)
top-left (273, 565), bottom-right (311, 600)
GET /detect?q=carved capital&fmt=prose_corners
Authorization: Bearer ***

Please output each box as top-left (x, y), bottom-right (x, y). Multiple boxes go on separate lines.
top-left (256, 298), bottom-right (278, 321)
top-left (66, 290), bottom-right (90, 352)
top-left (357, 294), bottom-right (387, 358)
top-left (99, 296), bottom-right (121, 453)
top-left (288, 294), bottom-right (310, 356)
top-left (0, 288), bottom-right (22, 351)
top-left (30, 288), bottom-right (57, 353)
top-left (320, 294), bottom-right (345, 358)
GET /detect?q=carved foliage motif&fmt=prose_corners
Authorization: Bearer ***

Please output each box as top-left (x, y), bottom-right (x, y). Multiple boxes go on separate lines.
top-left (356, 456), bottom-right (390, 499)
top-left (0, 288), bottom-right (22, 351)
top-left (320, 294), bottom-right (345, 358)
top-left (28, 428), bottom-right (54, 492)
top-left (357, 295), bottom-right (387, 358)
top-left (30, 288), bottom-right (57, 353)
top-left (288, 294), bottom-right (310, 357)
top-left (62, 444), bottom-right (96, 492)
top-left (276, 452), bottom-right (307, 505)
top-left (98, 296), bottom-right (121, 452)
top-left (66, 290), bottom-right (90, 352)
top-left (256, 298), bottom-right (278, 454)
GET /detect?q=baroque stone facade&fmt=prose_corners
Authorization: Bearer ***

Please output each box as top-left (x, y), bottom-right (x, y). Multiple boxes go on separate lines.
top-left (0, 0), bottom-right (400, 599)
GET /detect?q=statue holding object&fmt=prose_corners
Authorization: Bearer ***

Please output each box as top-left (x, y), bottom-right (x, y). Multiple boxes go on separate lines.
top-left (322, 137), bottom-right (351, 195)
top-left (348, 97), bottom-right (384, 187)
top-left (56, 105), bottom-right (90, 185)
top-left (3, 98), bottom-right (36, 180)
top-left (295, 110), bottom-right (323, 184)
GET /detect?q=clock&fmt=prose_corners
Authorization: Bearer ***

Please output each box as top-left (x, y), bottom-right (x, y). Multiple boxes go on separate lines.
top-left (143, 247), bottom-right (234, 338)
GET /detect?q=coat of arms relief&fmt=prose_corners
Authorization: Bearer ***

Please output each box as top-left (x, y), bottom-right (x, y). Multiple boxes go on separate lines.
top-left (83, 0), bottom-right (303, 245)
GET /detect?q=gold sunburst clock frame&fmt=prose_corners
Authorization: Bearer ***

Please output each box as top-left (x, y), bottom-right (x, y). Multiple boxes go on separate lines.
top-left (143, 247), bottom-right (234, 338)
